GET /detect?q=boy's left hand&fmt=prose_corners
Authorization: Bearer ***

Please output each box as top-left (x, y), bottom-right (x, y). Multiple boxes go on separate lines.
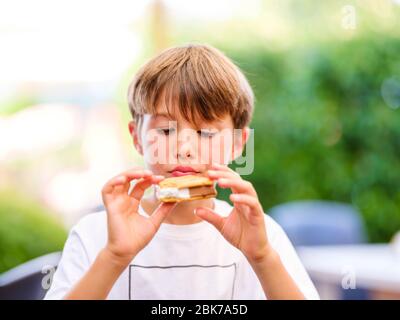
top-left (195, 163), bottom-right (272, 264)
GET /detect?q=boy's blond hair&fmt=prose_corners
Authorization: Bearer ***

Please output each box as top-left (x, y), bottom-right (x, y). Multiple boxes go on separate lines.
top-left (127, 44), bottom-right (254, 129)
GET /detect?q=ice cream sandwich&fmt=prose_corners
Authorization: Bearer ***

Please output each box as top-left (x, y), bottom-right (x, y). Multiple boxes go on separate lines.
top-left (156, 175), bottom-right (217, 202)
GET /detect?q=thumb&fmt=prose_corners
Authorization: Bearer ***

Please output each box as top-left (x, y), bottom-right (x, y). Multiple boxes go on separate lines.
top-left (149, 201), bottom-right (176, 229)
top-left (194, 207), bottom-right (225, 232)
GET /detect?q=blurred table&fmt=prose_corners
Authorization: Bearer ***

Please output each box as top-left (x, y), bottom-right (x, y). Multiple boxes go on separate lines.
top-left (297, 244), bottom-right (400, 298)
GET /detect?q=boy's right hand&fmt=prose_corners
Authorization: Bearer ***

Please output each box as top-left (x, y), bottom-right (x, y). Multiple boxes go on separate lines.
top-left (101, 168), bottom-right (175, 266)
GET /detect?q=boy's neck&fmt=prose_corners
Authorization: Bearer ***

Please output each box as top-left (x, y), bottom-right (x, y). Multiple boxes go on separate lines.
top-left (141, 192), bottom-right (215, 225)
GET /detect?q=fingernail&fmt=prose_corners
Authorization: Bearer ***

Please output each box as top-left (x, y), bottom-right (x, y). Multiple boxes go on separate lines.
top-left (218, 178), bottom-right (227, 184)
top-left (230, 194), bottom-right (239, 200)
top-left (118, 177), bottom-right (126, 183)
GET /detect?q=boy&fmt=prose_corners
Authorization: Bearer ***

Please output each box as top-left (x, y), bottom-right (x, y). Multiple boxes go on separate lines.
top-left (45, 44), bottom-right (319, 300)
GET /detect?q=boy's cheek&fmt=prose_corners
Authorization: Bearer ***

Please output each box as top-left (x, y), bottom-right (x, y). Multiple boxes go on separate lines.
top-left (140, 133), bottom-right (232, 167)
top-left (201, 143), bottom-right (231, 166)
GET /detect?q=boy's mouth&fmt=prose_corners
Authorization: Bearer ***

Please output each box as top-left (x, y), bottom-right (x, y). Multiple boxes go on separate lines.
top-left (169, 166), bottom-right (200, 177)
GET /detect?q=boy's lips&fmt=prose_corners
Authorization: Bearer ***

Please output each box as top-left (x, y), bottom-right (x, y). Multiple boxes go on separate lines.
top-left (169, 166), bottom-right (199, 177)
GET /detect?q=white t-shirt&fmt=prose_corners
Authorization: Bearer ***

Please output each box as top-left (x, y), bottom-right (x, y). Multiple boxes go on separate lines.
top-left (45, 199), bottom-right (319, 300)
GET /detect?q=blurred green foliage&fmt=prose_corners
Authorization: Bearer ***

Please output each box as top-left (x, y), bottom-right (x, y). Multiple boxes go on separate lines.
top-left (220, 33), bottom-right (400, 243)
top-left (0, 94), bottom-right (37, 116)
top-left (0, 191), bottom-right (67, 273)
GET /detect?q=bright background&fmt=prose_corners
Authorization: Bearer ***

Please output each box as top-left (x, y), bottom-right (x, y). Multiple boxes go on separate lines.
top-left (0, 0), bottom-right (399, 299)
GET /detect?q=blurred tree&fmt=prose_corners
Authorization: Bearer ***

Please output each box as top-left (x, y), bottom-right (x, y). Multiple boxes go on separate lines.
top-left (223, 33), bottom-right (400, 243)
top-left (149, 0), bottom-right (171, 53)
top-left (0, 190), bottom-right (67, 273)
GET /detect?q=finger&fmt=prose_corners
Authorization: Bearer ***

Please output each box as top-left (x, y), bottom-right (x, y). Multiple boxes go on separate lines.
top-left (129, 175), bottom-right (164, 201)
top-left (194, 207), bottom-right (225, 232)
top-left (229, 194), bottom-right (263, 216)
top-left (102, 175), bottom-right (128, 194)
top-left (122, 169), bottom-right (154, 185)
top-left (217, 178), bottom-right (257, 196)
top-left (102, 169), bottom-right (154, 195)
top-left (211, 163), bottom-right (239, 175)
top-left (208, 170), bottom-right (256, 196)
top-left (113, 168), bottom-right (153, 183)
top-left (149, 202), bottom-right (177, 230)
top-left (122, 169), bottom-right (155, 193)
top-left (207, 170), bottom-right (238, 180)
top-left (124, 169), bottom-right (153, 178)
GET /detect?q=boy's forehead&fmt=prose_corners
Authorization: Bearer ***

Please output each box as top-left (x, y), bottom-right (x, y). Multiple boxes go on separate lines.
top-left (148, 112), bottom-right (173, 120)
top-left (146, 104), bottom-right (176, 119)
top-left (141, 101), bottom-right (234, 128)
top-left (143, 111), bottom-right (177, 123)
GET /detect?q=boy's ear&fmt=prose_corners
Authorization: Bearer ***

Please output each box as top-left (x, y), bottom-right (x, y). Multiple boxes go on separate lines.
top-left (128, 121), bottom-right (143, 156)
top-left (232, 127), bottom-right (250, 161)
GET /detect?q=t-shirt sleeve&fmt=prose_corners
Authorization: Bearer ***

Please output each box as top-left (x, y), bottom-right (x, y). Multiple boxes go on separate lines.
top-left (43, 228), bottom-right (90, 300)
top-left (266, 214), bottom-right (320, 300)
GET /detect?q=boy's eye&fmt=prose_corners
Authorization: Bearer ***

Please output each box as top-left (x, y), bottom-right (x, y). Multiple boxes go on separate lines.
top-left (157, 128), bottom-right (176, 135)
top-left (197, 129), bottom-right (218, 138)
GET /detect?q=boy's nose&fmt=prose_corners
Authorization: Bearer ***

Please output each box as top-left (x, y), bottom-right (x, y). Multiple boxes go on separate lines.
top-left (177, 142), bottom-right (193, 159)
top-left (175, 132), bottom-right (197, 160)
